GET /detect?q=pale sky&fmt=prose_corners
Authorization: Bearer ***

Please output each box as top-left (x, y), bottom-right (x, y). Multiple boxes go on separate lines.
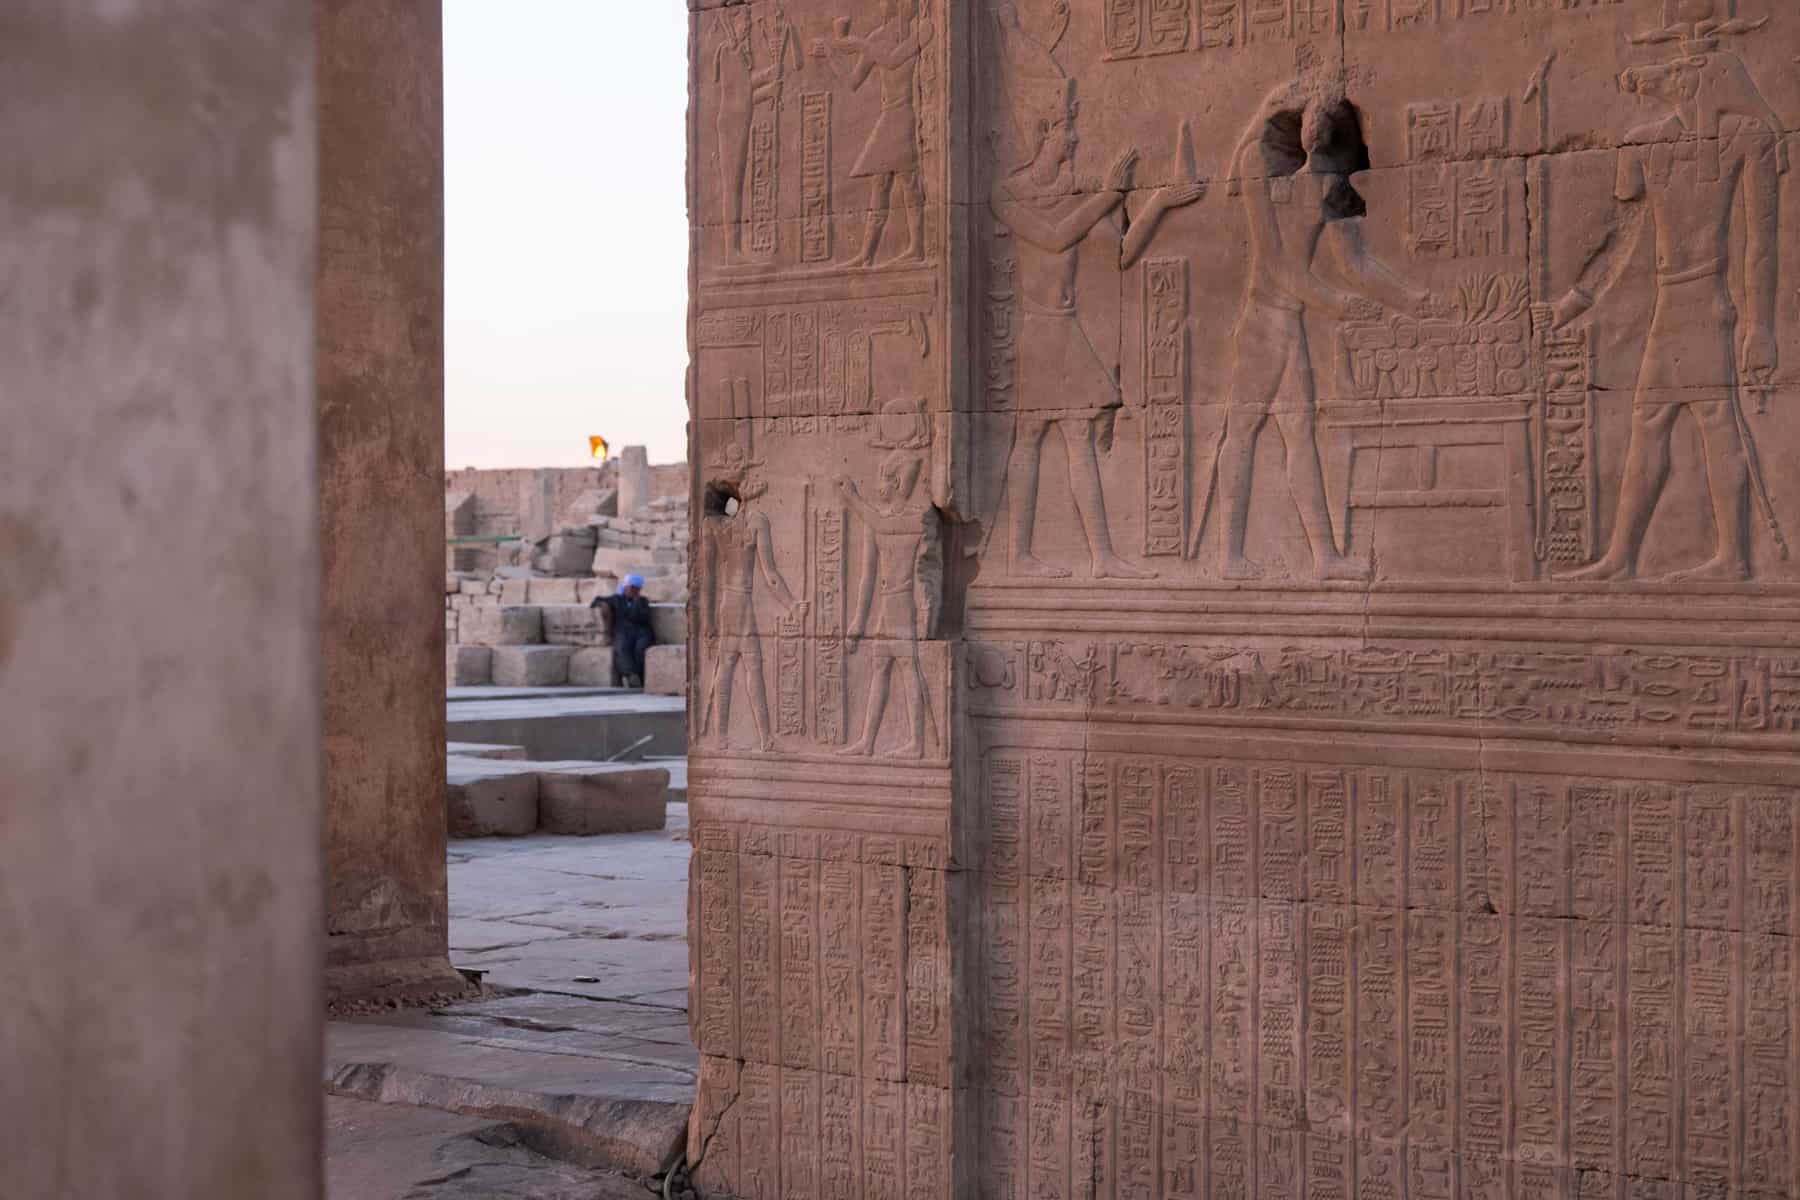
top-left (444, 2), bottom-right (689, 469)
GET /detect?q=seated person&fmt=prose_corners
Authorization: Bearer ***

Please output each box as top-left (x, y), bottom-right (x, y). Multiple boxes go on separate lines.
top-left (590, 573), bottom-right (656, 688)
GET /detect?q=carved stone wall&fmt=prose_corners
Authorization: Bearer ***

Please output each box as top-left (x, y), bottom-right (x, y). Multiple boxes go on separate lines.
top-left (689, 0), bottom-right (1800, 1195)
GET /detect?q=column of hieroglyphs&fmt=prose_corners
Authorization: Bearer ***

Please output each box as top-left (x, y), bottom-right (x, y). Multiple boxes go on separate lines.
top-left (687, 0), bottom-right (957, 1193)
top-left (693, 0), bottom-right (1800, 1196)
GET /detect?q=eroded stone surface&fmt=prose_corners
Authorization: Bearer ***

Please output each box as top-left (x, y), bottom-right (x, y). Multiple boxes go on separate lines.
top-left (3, 6), bottom-right (324, 1195)
top-left (535, 763), bottom-right (670, 836)
top-left (491, 645), bottom-right (573, 689)
top-left (643, 644), bottom-right (687, 696)
top-left (690, 0), bottom-right (1800, 1195)
top-left (446, 758), bottom-right (540, 839)
top-left (325, 1096), bottom-right (654, 1200)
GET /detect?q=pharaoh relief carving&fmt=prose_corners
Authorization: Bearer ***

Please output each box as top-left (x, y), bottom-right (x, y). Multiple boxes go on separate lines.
top-left (699, 435), bottom-right (803, 753)
top-left (700, 0), bottom-right (942, 287)
top-left (1197, 80), bottom-right (1433, 582)
top-left (814, 0), bottom-right (933, 266)
top-left (835, 400), bottom-right (943, 757)
top-left (985, 2), bottom-right (1203, 579)
top-left (963, 0), bottom-right (1796, 594)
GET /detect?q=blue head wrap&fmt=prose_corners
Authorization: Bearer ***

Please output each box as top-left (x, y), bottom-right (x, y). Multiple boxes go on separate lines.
top-left (622, 573), bottom-right (646, 592)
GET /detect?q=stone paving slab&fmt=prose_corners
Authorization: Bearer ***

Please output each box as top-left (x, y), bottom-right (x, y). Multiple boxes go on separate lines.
top-left (446, 805), bottom-right (689, 1000)
top-left (327, 1019), bottom-right (691, 1179)
top-left (324, 800), bottom-right (699, 1184)
top-left (325, 1095), bottom-right (653, 1199)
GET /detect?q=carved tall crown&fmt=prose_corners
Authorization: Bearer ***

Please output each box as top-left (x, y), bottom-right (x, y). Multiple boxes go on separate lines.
top-left (992, 1), bottom-right (1073, 162)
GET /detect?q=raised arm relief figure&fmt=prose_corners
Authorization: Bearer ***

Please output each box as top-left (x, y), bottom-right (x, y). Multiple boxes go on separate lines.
top-left (835, 451), bottom-right (941, 758)
top-left (700, 470), bottom-right (801, 752)
top-left (1554, 32), bottom-right (1783, 582)
top-left (989, 5), bottom-right (1202, 579)
top-left (1205, 85), bottom-right (1432, 582)
top-left (816, 0), bottom-right (933, 266)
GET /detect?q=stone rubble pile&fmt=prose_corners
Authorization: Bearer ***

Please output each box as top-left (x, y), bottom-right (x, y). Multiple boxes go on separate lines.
top-left (446, 467), bottom-right (690, 690)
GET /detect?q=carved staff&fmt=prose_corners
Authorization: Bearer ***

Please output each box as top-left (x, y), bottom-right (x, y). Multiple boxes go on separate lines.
top-left (1523, 51), bottom-right (1555, 566)
top-left (1733, 385), bottom-right (1791, 561)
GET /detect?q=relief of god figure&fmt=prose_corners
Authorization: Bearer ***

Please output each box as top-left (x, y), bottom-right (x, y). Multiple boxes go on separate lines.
top-left (816, 0), bottom-right (933, 266)
top-left (699, 457), bottom-right (801, 752)
top-left (1555, 7), bottom-right (1785, 582)
top-left (835, 449), bottom-right (941, 758)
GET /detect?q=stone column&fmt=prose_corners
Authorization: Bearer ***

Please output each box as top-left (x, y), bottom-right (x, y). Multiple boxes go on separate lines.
top-left (0, 5), bottom-right (323, 1196)
top-left (618, 444), bottom-right (653, 516)
top-left (318, 0), bottom-right (462, 1001)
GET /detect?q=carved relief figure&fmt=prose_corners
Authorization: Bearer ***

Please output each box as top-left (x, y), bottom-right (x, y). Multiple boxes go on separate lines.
top-left (836, 448), bottom-right (942, 757)
top-left (712, 4), bottom-right (805, 261)
top-left (1554, 9), bottom-right (1784, 581)
top-left (700, 453), bottom-right (802, 751)
top-left (988, 4), bottom-right (1202, 579)
top-left (1203, 83), bottom-right (1432, 581)
top-left (818, 0), bottom-right (934, 266)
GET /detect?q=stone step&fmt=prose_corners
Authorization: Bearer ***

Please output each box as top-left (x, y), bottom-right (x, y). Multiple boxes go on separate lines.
top-left (445, 757), bottom-right (540, 837)
top-left (327, 1008), bottom-right (690, 1180)
top-left (447, 757), bottom-right (670, 838)
top-left (533, 762), bottom-right (668, 835)
top-left (446, 693), bottom-right (687, 762)
top-left (644, 644), bottom-right (686, 696)
top-left (461, 605), bottom-right (542, 646)
top-left (648, 603), bottom-right (686, 646)
top-left (491, 645), bottom-right (572, 687)
top-left (446, 741), bottom-right (526, 760)
top-left (447, 644), bottom-right (491, 686)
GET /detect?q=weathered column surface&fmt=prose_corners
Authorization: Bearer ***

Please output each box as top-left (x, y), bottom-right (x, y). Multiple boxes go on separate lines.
top-left (0, 5), bottom-right (323, 1196)
top-left (319, 0), bottom-right (462, 1000)
top-left (690, 0), bottom-right (1800, 1196)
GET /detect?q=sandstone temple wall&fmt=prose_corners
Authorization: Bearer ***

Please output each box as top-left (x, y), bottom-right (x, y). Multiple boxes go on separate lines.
top-left (689, 0), bottom-right (1800, 1197)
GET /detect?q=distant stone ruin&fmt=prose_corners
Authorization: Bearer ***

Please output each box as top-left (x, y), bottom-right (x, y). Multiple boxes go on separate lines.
top-left (445, 450), bottom-right (690, 690)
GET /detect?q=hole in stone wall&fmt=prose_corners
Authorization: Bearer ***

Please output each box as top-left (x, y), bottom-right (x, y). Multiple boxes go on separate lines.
top-left (1258, 99), bottom-right (1371, 220)
top-left (704, 480), bottom-right (741, 517)
top-left (1315, 99), bottom-right (1370, 220)
top-left (1261, 109), bottom-right (1307, 177)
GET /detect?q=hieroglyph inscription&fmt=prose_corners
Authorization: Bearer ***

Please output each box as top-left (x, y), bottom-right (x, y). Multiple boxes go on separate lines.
top-left (1103, 0), bottom-right (1623, 58)
top-left (1143, 258), bottom-right (1190, 557)
top-left (967, 636), bottom-right (1800, 744)
top-left (693, 825), bottom-right (950, 1197)
top-left (970, 746), bottom-right (1798, 1198)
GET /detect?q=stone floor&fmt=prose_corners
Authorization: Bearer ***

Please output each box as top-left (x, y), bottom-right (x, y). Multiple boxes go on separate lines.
top-left (326, 802), bottom-right (696, 1196)
top-left (326, 1096), bottom-right (655, 1199)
